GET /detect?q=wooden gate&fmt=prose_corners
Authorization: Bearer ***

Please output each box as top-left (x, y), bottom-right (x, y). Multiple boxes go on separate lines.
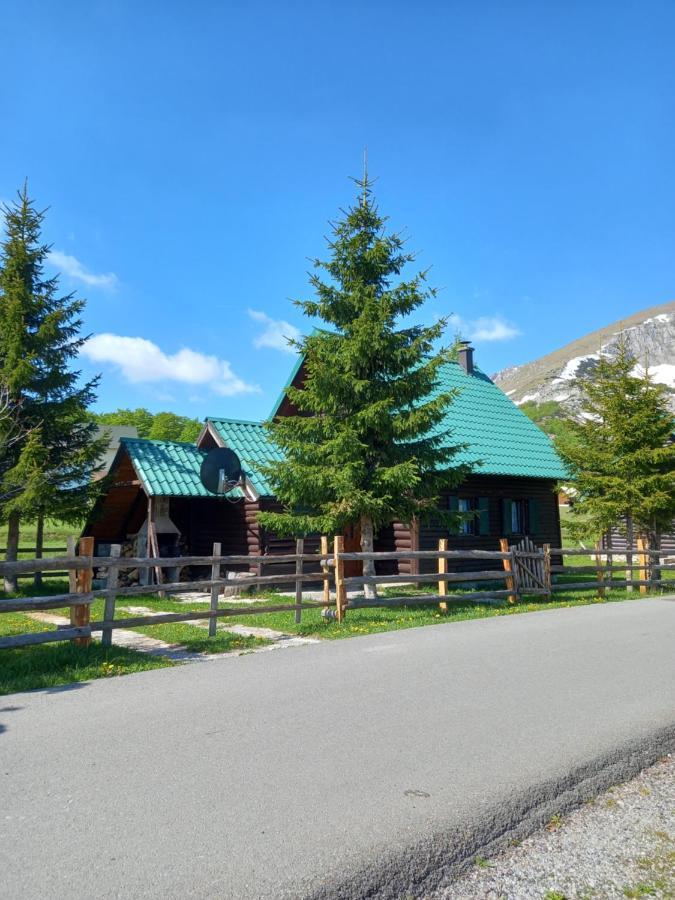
top-left (509, 536), bottom-right (551, 597)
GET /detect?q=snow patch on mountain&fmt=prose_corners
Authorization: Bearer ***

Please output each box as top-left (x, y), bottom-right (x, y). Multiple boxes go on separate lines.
top-left (492, 302), bottom-right (675, 412)
top-left (554, 354), bottom-right (601, 382)
top-left (635, 363), bottom-right (675, 388)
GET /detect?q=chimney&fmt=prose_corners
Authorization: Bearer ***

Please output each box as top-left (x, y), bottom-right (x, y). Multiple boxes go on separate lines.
top-left (457, 341), bottom-right (474, 374)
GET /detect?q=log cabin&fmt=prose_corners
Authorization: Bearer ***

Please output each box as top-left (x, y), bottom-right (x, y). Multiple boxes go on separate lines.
top-left (83, 344), bottom-right (569, 576)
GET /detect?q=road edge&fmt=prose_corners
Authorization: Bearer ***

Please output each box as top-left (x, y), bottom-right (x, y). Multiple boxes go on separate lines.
top-left (305, 723), bottom-right (675, 900)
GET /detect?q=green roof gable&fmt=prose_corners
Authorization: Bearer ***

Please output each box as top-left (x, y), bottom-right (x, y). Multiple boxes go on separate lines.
top-left (429, 363), bottom-right (569, 479)
top-left (120, 437), bottom-right (244, 498)
top-left (206, 418), bottom-right (283, 496)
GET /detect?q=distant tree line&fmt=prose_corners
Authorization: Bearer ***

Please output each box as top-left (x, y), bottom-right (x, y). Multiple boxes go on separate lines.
top-left (520, 400), bottom-right (577, 445)
top-left (92, 409), bottom-right (202, 443)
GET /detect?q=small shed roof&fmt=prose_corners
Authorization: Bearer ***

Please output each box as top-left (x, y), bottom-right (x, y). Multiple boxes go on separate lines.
top-left (121, 437), bottom-right (245, 498)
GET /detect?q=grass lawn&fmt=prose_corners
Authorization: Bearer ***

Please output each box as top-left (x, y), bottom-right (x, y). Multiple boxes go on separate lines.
top-left (0, 518), bottom-right (80, 550)
top-left (0, 604), bottom-right (174, 696)
top-left (37, 575), bottom-right (675, 644)
top-left (217, 579), bottom-right (674, 640)
top-left (0, 586), bottom-right (272, 695)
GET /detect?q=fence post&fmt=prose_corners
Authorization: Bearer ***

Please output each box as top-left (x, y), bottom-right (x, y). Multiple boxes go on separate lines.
top-left (626, 518), bottom-right (634, 593)
top-left (34, 513), bottom-right (44, 589)
top-left (594, 541), bottom-right (606, 598)
top-left (209, 542), bottom-right (222, 637)
top-left (295, 538), bottom-right (304, 624)
top-left (320, 536), bottom-right (330, 607)
top-left (636, 538), bottom-right (648, 595)
top-left (438, 538), bottom-right (448, 612)
top-left (543, 543), bottom-right (552, 599)
top-left (72, 536), bottom-right (94, 647)
top-left (101, 544), bottom-right (121, 647)
top-left (652, 543), bottom-right (662, 593)
top-left (499, 538), bottom-right (517, 604)
top-left (67, 536), bottom-right (77, 595)
top-left (334, 534), bottom-right (346, 622)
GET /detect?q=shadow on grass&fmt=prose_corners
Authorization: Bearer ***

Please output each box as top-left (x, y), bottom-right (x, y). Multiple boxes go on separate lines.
top-left (0, 642), bottom-right (173, 700)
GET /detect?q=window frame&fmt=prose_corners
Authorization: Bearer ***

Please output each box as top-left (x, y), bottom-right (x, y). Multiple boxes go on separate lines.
top-left (448, 495), bottom-right (490, 537)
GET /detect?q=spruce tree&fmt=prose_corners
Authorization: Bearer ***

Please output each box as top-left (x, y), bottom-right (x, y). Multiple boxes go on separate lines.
top-left (0, 186), bottom-right (106, 589)
top-left (560, 339), bottom-right (675, 549)
top-left (258, 175), bottom-right (470, 596)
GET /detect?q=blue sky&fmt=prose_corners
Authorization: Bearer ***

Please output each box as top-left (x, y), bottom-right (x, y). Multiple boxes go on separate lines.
top-left (2, 1), bottom-right (674, 420)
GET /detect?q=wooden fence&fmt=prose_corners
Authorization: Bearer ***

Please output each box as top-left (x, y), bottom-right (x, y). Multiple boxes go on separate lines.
top-left (0, 545), bottom-right (68, 581)
top-left (0, 538), bottom-right (672, 651)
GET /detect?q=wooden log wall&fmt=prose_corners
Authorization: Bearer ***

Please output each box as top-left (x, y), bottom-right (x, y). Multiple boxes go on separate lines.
top-left (85, 452), bottom-right (146, 545)
top-left (169, 497), bottom-right (259, 571)
top-left (601, 520), bottom-right (675, 555)
top-left (257, 498), bottom-right (322, 578)
top-left (391, 476), bottom-right (562, 576)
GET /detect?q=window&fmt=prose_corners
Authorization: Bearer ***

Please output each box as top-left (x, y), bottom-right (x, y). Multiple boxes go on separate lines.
top-left (448, 496), bottom-right (490, 535)
top-left (511, 499), bottom-right (527, 534)
top-left (458, 497), bottom-right (476, 535)
top-left (502, 498), bottom-right (540, 536)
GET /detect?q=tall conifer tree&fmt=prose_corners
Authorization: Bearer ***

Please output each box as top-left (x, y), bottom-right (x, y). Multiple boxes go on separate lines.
top-left (0, 186), bottom-right (105, 589)
top-left (259, 175), bottom-right (470, 595)
top-left (560, 340), bottom-right (675, 548)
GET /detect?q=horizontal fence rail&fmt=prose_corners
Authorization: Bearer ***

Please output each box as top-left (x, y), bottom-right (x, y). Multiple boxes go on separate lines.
top-left (0, 538), bottom-right (672, 651)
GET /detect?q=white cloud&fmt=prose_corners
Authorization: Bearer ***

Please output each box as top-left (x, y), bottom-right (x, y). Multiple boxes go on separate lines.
top-left (449, 314), bottom-right (521, 343)
top-left (82, 334), bottom-right (260, 396)
top-left (48, 249), bottom-right (119, 291)
top-left (248, 309), bottom-right (301, 353)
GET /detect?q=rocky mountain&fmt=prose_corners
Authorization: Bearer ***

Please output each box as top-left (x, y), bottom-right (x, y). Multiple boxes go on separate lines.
top-left (493, 300), bottom-right (675, 412)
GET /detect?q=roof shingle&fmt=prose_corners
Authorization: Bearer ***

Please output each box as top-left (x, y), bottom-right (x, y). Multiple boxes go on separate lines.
top-left (206, 418), bottom-right (283, 496)
top-left (429, 363), bottom-right (569, 479)
top-left (121, 438), bottom-right (244, 498)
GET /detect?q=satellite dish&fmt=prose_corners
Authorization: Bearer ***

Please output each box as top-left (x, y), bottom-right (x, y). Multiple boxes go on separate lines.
top-left (200, 447), bottom-right (243, 495)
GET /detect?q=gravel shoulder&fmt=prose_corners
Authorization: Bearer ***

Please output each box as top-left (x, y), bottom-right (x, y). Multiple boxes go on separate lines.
top-left (430, 755), bottom-right (675, 900)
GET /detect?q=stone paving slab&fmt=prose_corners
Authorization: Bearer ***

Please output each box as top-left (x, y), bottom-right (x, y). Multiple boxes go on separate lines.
top-left (26, 608), bottom-right (319, 660)
top-left (27, 612), bottom-right (204, 661)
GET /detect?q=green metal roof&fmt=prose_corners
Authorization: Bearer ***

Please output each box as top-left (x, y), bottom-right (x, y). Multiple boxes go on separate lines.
top-left (120, 437), bottom-right (243, 498)
top-left (269, 352), bottom-right (304, 420)
top-left (429, 363), bottom-right (569, 479)
top-left (267, 358), bottom-right (569, 481)
top-left (121, 360), bottom-right (568, 499)
top-left (206, 418), bottom-right (283, 496)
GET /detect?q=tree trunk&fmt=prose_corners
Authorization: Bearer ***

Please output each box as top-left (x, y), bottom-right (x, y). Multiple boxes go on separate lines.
top-left (34, 510), bottom-right (44, 588)
top-left (4, 510), bottom-right (20, 593)
top-left (360, 514), bottom-right (377, 600)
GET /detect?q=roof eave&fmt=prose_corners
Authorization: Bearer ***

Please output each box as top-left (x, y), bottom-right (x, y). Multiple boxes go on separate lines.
top-left (268, 352), bottom-right (304, 419)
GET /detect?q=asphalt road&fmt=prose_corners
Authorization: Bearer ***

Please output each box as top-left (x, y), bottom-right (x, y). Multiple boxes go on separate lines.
top-left (1, 599), bottom-right (674, 900)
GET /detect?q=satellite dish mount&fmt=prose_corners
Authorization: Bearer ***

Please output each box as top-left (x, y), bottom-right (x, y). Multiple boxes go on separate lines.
top-left (200, 447), bottom-right (243, 495)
